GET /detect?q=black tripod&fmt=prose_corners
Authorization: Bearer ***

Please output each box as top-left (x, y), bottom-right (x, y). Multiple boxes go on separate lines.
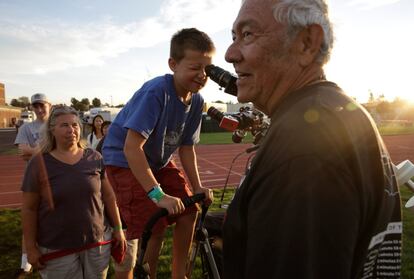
top-left (133, 193), bottom-right (206, 279)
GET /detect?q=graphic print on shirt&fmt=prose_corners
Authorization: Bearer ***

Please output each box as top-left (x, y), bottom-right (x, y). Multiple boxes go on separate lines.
top-left (163, 128), bottom-right (183, 162)
top-left (362, 149), bottom-right (401, 278)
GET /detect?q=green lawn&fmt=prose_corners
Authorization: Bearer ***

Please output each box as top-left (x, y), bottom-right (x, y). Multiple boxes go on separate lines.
top-left (199, 132), bottom-right (253, 145)
top-left (378, 125), bottom-right (414, 136)
top-left (0, 147), bottom-right (18, 156)
top-left (199, 125), bottom-right (414, 145)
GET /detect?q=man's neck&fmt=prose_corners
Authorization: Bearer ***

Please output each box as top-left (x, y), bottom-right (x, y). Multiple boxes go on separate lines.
top-left (265, 65), bottom-right (325, 115)
top-left (35, 118), bottom-right (48, 123)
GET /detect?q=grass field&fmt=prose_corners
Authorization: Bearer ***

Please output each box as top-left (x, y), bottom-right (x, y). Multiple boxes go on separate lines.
top-left (378, 125), bottom-right (414, 136)
top-left (0, 147), bottom-right (18, 156)
top-left (199, 125), bottom-right (414, 145)
top-left (199, 131), bottom-right (253, 145)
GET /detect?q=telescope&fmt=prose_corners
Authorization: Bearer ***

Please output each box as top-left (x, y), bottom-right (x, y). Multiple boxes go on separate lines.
top-left (205, 64), bottom-right (237, 97)
top-left (205, 64), bottom-right (269, 144)
top-left (207, 106), bottom-right (268, 144)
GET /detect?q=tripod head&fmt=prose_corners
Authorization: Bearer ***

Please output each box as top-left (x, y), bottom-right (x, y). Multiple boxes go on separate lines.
top-left (207, 105), bottom-right (269, 145)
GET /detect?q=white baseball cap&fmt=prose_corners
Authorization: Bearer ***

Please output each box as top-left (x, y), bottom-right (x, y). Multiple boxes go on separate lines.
top-left (31, 93), bottom-right (49, 105)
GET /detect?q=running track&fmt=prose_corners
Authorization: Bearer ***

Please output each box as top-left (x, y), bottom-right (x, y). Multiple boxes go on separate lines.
top-left (1, 135), bottom-right (413, 209)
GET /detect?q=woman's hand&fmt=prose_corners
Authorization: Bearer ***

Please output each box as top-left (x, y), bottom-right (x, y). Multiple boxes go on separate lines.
top-left (112, 229), bottom-right (127, 253)
top-left (26, 246), bottom-right (45, 270)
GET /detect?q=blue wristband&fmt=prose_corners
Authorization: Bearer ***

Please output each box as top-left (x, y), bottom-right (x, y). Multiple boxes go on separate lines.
top-left (147, 185), bottom-right (165, 203)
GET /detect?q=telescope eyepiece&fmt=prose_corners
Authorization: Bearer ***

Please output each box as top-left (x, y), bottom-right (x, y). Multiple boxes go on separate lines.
top-left (205, 64), bottom-right (238, 97)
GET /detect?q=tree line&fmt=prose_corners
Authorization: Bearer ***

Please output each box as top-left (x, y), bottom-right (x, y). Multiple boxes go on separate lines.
top-left (9, 97), bottom-right (124, 111)
top-left (8, 94), bottom-right (414, 122)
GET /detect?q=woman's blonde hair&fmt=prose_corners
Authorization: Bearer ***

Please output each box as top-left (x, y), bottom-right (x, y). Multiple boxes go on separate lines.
top-left (40, 104), bottom-right (86, 153)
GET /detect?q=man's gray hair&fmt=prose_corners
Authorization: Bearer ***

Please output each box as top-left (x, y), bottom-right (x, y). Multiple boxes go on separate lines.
top-left (272, 0), bottom-right (334, 64)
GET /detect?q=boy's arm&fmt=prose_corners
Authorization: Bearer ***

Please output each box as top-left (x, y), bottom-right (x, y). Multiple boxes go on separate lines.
top-left (15, 125), bottom-right (39, 161)
top-left (123, 129), bottom-right (185, 215)
top-left (178, 145), bottom-right (213, 204)
top-left (18, 143), bottom-right (40, 161)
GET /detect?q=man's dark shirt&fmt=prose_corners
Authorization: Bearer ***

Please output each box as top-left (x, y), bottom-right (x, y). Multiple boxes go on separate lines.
top-left (223, 82), bottom-right (402, 278)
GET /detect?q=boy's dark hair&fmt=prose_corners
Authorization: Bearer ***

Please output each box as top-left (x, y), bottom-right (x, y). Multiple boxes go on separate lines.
top-left (170, 28), bottom-right (215, 62)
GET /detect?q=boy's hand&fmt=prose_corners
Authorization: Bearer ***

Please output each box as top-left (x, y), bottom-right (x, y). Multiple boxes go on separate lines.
top-left (195, 186), bottom-right (214, 206)
top-left (158, 194), bottom-right (185, 215)
top-left (18, 144), bottom-right (39, 161)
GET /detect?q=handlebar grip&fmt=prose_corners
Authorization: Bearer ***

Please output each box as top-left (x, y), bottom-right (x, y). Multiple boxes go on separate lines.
top-left (138, 193), bottom-right (207, 267)
top-left (182, 193), bottom-right (206, 208)
top-left (144, 193), bottom-right (206, 232)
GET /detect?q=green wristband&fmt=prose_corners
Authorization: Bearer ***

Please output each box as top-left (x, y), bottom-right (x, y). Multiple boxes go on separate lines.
top-left (113, 225), bottom-right (123, 231)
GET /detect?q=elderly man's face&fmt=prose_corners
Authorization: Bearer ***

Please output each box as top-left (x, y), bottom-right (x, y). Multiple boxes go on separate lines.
top-left (225, 0), bottom-right (297, 113)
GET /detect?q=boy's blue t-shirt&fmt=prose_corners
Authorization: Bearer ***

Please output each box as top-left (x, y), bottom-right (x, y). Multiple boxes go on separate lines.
top-left (102, 74), bottom-right (204, 171)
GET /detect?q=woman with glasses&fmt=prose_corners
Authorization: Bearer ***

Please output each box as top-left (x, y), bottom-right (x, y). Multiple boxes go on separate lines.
top-left (21, 105), bottom-right (126, 278)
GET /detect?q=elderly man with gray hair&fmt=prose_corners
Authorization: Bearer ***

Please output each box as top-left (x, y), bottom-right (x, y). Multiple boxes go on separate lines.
top-left (222, 0), bottom-right (402, 278)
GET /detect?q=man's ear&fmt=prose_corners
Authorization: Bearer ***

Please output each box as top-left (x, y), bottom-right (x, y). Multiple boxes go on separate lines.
top-left (168, 57), bottom-right (176, 72)
top-left (296, 24), bottom-right (324, 66)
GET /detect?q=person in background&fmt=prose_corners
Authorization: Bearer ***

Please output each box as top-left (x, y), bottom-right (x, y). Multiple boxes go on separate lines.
top-left (95, 120), bottom-right (111, 154)
top-left (14, 93), bottom-right (51, 276)
top-left (222, 0), bottom-right (402, 278)
top-left (21, 105), bottom-right (126, 278)
top-left (15, 93), bottom-right (51, 162)
top-left (102, 28), bottom-right (215, 279)
top-left (87, 114), bottom-right (104, 150)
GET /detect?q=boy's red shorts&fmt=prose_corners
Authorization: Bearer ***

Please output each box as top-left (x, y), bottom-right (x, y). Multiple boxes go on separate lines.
top-left (106, 161), bottom-right (198, 240)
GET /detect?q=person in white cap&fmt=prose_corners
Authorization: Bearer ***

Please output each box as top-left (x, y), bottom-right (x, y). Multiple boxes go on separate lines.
top-left (14, 93), bottom-right (51, 275)
top-left (15, 93), bottom-right (51, 161)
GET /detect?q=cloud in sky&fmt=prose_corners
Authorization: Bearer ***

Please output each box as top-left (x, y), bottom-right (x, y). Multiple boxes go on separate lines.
top-left (0, 0), bottom-right (239, 76)
top-left (346, 0), bottom-right (401, 10)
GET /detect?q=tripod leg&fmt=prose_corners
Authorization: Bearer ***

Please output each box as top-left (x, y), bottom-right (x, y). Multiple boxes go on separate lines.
top-left (186, 240), bottom-right (200, 278)
top-left (200, 239), bottom-right (221, 279)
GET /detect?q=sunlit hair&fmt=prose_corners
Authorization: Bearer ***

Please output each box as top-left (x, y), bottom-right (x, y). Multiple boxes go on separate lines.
top-left (271, 0), bottom-right (334, 64)
top-left (170, 28), bottom-right (216, 62)
top-left (40, 104), bottom-right (86, 153)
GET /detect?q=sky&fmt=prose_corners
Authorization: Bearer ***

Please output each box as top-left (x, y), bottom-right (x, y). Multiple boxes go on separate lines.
top-left (0, 0), bottom-right (413, 106)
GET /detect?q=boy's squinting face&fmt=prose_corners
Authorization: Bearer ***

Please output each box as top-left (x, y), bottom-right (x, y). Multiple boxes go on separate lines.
top-left (169, 49), bottom-right (213, 96)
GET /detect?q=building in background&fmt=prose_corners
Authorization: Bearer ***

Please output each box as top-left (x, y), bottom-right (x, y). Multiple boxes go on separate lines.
top-left (0, 83), bottom-right (5, 106)
top-left (0, 83), bottom-right (23, 128)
